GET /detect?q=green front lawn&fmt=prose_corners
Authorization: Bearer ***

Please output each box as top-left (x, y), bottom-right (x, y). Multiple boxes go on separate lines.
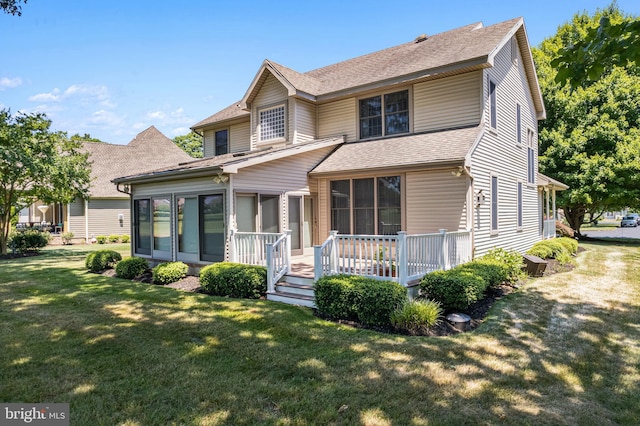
top-left (1, 243), bottom-right (639, 425)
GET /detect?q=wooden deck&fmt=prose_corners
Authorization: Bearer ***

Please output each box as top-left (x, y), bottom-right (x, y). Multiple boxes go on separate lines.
top-left (289, 254), bottom-right (315, 278)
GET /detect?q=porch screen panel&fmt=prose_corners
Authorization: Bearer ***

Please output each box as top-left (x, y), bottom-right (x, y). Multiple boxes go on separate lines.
top-left (236, 195), bottom-right (257, 232)
top-left (200, 194), bottom-right (225, 262)
top-left (134, 199), bottom-right (151, 255)
top-left (378, 176), bottom-right (401, 235)
top-left (353, 178), bottom-right (374, 235)
top-left (153, 197), bottom-right (171, 252)
top-left (260, 195), bottom-right (280, 233)
top-left (177, 197), bottom-right (198, 254)
top-left (330, 180), bottom-right (350, 234)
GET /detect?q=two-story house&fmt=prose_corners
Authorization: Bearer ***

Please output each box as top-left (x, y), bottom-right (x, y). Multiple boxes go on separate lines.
top-left (114, 17), bottom-right (566, 303)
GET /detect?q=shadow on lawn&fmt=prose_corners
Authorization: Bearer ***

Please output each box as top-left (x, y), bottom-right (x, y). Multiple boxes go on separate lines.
top-left (1, 251), bottom-right (638, 424)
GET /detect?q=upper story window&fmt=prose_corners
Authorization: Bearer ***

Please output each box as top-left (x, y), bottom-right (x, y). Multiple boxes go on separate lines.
top-left (527, 129), bottom-right (536, 184)
top-left (516, 103), bottom-right (521, 144)
top-left (259, 104), bottom-right (286, 142)
top-left (489, 80), bottom-right (497, 130)
top-left (359, 89), bottom-right (409, 139)
top-left (215, 129), bottom-right (228, 156)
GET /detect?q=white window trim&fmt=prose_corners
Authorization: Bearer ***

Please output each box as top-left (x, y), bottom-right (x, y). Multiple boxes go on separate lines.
top-left (516, 103), bottom-right (522, 145)
top-left (516, 180), bottom-right (523, 231)
top-left (257, 102), bottom-right (287, 145)
top-left (488, 78), bottom-right (497, 132)
top-left (527, 128), bottom-right (536, 186)
top-left (357, 88), bottom-right (412, 140)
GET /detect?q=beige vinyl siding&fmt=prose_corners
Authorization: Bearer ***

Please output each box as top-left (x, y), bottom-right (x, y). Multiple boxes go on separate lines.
top-left (133, 176), bottom-right (226, 197)
top-left (294, 99), bottom-right (316, 143)
top-left (233, 147), bottom-right (336, 193)
top-left (251, 73), bottom-right (289, 149)
top-left (318, 98), bottom-right (357, 142)
top-left (203, 130), bottom-right (214, 157)
top-left (413, 71), bottom-right (482, 132)
top-left (316, 178), bottom-right (330, 241)
top-left (472, 37), bottom-right (540, 256)
top-left (230, 121), bottom-right (251, 152)
top-left (405, 170), bottom-right (468, 234)
top-left (67, 198), bottom-right (86, 238)
top-left (86, 198), bottom-right (130, 238)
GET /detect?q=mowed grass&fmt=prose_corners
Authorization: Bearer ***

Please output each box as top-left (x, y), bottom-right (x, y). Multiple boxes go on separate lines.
top-left (1, 243), bottom-right (639, 425)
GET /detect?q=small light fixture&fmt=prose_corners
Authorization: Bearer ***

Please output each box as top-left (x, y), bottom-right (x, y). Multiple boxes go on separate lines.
top-left (475, 189), bottom-right (486, 207)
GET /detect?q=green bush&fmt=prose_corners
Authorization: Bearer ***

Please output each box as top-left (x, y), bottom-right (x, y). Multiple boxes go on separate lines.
top-left (314, 275), bottom-right (358, 321)
top-left (152, 261), bottom-right (188, 284)
top-left (96, 235), bottom-right (107, 244)
top-left (391, 299), bottom-right (443, 335)
top-left (527, 242), bottom-right (554, 259)
top-left (482, 247), bottom-right (526, 283)
top-left (9, 230), bottom-right (52, 253)
top-left (115, 257), bottom-right (149, 279)
top-left (120, 235), bottom-right (130, 243)
top-left (545, 239), bottom-right (568, 258)
top-left (61, 232), bottom-right (74, 245)
top-left (459, 259), bottom-right (509, 288)
top-left (85, 250), bottom-right (122, 273)
top-left (557, 237), bottom-right (578, 255)
top-left (108, 234), bottom-right (120, 243)
top-left (200, 263), bottom-right (267, 299)
top-left (419, 269), bottom-right (487, 311)
top-left (315, 275), bottom-right (408, 327)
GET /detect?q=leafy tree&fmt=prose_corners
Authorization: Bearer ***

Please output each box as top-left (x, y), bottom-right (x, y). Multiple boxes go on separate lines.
top-left (0, 0), bottom-right (27, 16)
top-left (173, 131), bottom-right (203, 158)
top-left (69, 133), bottom-right (104, 143)
top-left (0, 110), bottom-right (91, 254)
top-left (533, 6), bottom-right (640, 235)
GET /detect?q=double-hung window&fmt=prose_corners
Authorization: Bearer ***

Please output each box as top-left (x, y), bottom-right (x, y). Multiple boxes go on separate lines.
top-left (517, 181), bottom-right (523, 229)
top-left (359, 90), bottom-right (409, 139)
top-left (516, 103), bottom-right (521, 144)
top-left (489, 79), bottom-right (497, 130)
top-left (330, 176), bottom-right (401, 235)
top-left (259, 104), bottom-right (286, 142)
top-left (215, 129), bottom-right (228, 155)
top-left (491, 176), bottom-right (499, 232)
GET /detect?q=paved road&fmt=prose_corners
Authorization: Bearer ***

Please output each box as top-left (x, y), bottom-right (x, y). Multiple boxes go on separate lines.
top-left (583, 225), bottom-right (640, 239)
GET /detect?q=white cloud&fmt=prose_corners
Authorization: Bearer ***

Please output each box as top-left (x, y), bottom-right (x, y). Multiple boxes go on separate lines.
top-left (64, 84), bottom-right (110, 101)
top-left (171, 126), bottom-right (190, 136)
top-left (0, 77), bottom-right (22, 90)
top-left (88, 109), bottom-right (125, 127)
top-left (28, 88), bottom-right (61, 102)
top-left (147, 111), bottom-right (166, 120)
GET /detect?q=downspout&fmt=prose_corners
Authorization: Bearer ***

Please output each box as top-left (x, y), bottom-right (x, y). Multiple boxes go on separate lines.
top-left (462, 165), bottom-right (476, 259)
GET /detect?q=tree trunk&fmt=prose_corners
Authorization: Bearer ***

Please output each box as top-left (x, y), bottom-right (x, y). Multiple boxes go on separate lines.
top-left (563, 206), bottom-right (586, 237)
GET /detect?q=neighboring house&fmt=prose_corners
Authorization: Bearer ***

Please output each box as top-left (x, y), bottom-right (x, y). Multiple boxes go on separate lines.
top-left (114, 17), bottom-right (566, 304)
top-left (20, 126), bottom-right (192, 242)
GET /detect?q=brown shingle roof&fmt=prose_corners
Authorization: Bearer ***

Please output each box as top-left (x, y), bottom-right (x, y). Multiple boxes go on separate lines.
top-left (310, 125), bottom-right (483, 175)
top-left (86, 126), bottom-right (193, 198)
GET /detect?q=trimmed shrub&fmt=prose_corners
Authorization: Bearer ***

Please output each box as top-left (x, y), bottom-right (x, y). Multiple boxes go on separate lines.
top-left (85, 250), bottom-right (122, 273)
top-left (391, 299), bottom-right (443, 335)
top-left (200, 262), bottom-right (267, 299)
top-left (108, 234), bottom-right (120, 243)
top-left (482, 247), bottom-right (526, 283)
top-left (419, 269), bottom-right (487, 311)
top-left (120, 235), bottom-right (130, 243)
top-left (96, 235), bottom-right (107, 244)
top-left (9, 230), bottom-right (51, 253)
top-left (544, 239), bottom-right (568, 258)
top-left (115, 257), bottom-right (149, 279)
top-left (527, 242), bottom-right (554, 259)
top-left (315, 275), bottom-right (407, 327)
top-left (152, 261), bottom-right (188, 284)
top-left (314, 274), bottom-right (358, 321)
top-left (557, 237), bottom-right (578, 255)
top-left (556, 220), bottom-right (575, 238)
top-left (459, 259), bottom-right (509, 288)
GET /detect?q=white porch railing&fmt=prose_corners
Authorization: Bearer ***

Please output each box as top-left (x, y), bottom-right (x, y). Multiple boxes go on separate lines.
top-left (543, 219), bottom-right (556, 239)
top-left (229, 230), bottom-right (292, 295)
top-left (314, 229), bottom-right (473, 286)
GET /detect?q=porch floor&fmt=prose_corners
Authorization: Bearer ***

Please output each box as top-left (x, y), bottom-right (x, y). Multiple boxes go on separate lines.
top-left (289, 254), bottom-right (315, 279)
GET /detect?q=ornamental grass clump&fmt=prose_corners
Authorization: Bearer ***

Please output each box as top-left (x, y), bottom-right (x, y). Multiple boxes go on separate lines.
top-left (391, 299), bottom-right (443, 335)
top-left (152, 261), bottom-right (188, 285)
top-left (115, 257), bottom-right (149, 279)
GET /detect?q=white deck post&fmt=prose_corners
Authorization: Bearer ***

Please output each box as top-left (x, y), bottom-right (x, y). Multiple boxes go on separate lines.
top-left (439, 229), bottom-right (448, 270)
top-left (329, 230), bottom-right (338, 274)
top-left (313, 245), bottom-right (322, 282)
top-left (266, 242), bottom-right (275, 294)
top-left (397, 231), bottom-right (408, 286)
top-left (285, 230), bottom-right (292, 274)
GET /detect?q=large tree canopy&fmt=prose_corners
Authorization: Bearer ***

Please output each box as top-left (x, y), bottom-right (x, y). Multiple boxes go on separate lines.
top-left (173, 131), bottom-right (203, 158)
top-left (533, 5), bottom-right (640, 235)
top-left (0, 110), bottom-right (91, 254)
top-left (0, 0), bottom-right (27, 16)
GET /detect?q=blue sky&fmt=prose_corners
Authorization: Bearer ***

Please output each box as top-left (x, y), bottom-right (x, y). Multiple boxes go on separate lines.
top-left (1, 0), bottom-right (639, 145)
